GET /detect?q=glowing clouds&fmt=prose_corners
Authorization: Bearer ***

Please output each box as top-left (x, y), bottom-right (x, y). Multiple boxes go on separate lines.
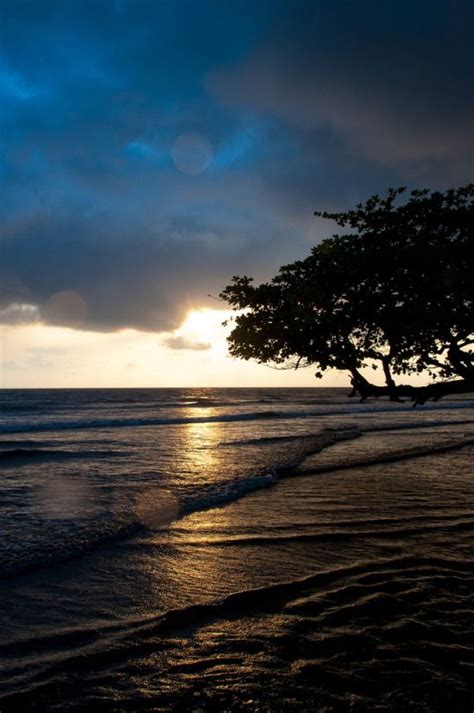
top-left (171, 133), bottom-right (213, 174)
top-left (0, 302), bottom-right (39, 324)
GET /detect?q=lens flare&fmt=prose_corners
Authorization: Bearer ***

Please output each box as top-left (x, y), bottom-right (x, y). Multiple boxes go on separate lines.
top-left (171, 133), bottom-right (213, 174)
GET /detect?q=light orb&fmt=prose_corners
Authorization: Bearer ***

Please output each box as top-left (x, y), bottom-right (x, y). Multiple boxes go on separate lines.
top-left (171, 132), bottom-right (213, 174)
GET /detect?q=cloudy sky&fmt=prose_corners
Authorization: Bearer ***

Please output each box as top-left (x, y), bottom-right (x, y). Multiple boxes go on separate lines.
top-left (1, 0), bottom-right (473, 387)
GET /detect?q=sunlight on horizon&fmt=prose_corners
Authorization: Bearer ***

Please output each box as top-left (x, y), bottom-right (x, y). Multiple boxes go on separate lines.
top-left (0, 308), bottom-right (433, 390)
top-left (1, 309), bottom-right (352, 388)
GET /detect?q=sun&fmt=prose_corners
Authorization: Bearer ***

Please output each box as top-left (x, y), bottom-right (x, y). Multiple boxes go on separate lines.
top-left (177, 308), bottom-right (233, 349)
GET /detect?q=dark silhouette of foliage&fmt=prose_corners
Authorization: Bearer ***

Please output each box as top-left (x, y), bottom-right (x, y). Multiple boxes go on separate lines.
top-left (220, 186), bottom-right (474, 405)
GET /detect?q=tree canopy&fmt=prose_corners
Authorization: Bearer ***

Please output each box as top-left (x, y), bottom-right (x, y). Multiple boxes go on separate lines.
top-left (220, 185), bottom-right (474, 405)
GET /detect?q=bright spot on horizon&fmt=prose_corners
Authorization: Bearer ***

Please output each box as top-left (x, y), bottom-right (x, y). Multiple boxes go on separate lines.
top-left (171, 133), bottom-right (213, 174)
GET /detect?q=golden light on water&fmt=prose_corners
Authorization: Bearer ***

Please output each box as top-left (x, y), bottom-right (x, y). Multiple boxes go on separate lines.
top-left (181, 417), bottom-right (221, 477)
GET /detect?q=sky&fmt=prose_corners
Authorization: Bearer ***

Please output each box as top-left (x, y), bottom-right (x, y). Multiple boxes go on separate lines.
top-left (1, 0), bottom-right (473, 387)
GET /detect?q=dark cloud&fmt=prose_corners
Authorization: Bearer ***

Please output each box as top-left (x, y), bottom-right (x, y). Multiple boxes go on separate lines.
top-left (210, 0), bottom-right (474, 177)
top-left (1, 1), bottom-right (472, 332)
top-left (0, 185), bottom-right (300, 331)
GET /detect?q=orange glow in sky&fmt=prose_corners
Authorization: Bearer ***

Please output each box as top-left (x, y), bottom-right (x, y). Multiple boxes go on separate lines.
top-left (1, 307), bottom-right (344, 388)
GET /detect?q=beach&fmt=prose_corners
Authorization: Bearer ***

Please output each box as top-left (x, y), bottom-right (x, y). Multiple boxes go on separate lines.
top-left (0, 387), bottom-right (473, 711)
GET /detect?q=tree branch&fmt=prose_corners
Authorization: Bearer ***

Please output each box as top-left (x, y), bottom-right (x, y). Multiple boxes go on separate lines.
top-left (349, 374), bottom-right (474, 407)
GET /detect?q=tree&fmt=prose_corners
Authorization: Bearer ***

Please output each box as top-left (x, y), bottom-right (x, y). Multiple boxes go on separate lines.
top-left (220, 185), bottom-right (474, 405)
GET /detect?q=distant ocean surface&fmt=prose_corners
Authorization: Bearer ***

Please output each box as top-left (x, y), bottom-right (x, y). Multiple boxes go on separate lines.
top-left (0, 387), bottom-right (473, 712)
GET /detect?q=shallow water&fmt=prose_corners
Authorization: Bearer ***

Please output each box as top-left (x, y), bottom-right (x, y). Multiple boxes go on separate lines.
top-left (0, 388), bottom-right (473, 711)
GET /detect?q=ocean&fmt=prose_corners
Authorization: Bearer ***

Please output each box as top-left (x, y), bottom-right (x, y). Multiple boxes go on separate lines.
top-left (0, 387), bottom-right (473, 711)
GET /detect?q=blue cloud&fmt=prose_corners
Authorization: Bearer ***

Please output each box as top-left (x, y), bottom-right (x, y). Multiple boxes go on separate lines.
top-left (0, 62), bottom-right (41, 101)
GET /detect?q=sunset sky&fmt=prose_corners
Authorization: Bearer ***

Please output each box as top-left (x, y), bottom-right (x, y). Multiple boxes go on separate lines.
top-left (1, 0), bottom-right (473, 387)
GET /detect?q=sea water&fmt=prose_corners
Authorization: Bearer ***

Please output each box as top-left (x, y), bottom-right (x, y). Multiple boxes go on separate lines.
top-left (0, 388), bottom-right (473, 711)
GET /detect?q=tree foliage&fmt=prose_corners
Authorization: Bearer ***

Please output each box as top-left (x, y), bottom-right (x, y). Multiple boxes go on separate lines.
top-left (220, 185), bottom-right (474, 405)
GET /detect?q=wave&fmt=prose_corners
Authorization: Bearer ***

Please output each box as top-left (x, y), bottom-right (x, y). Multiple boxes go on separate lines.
top-left (0, 474), bottom-right (280, 580)
top-left (364, 418), bottom-right (474, 433)
top-left (174, 429), bottom-right (358, 516)
top-left (297, 436), bottom-right (474, 476)
top-left (0, 438), bottom-right (57, 448)
top-left (0, 395), bottom-right (339, 417)
top-left (180, 472), bottom-right (277, 514)
top-left (1, 430), bottom-right (471, 582)
top-left (2, 399), bottom-right (474, 434)
top-left (220, 429), bottom-right (356, 447)
top-left (169, 516), bottom-right (474, 548)
top-left (0, 521), bottom-right (143, 580)
top-left (0, 410), bottom-right (294, 434)
top-left (0, 430), bottom-right (359, 580)
top-left (187, 432), bottom-right (472, 512)
top-left (3, 430), bottom-right (472, 580)
top-left (0, 472), bottom-right (280, 580)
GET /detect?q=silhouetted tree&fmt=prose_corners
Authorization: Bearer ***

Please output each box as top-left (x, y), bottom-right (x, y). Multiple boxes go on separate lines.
top-left (221, 185), bottom-right (474, 405)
